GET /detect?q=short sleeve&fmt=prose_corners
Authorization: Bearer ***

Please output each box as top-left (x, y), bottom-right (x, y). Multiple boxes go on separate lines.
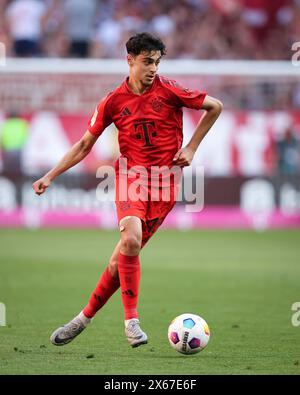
top-left (160, 76), bottom-right (206, 110)
top-left (87, 93), bottom-right (113, 136)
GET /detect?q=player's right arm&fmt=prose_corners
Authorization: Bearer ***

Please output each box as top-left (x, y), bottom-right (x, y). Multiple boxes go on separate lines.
top-left (32, 131), bottom-right (98, 195)
top-left (32, 92), bottom-right (114, 196)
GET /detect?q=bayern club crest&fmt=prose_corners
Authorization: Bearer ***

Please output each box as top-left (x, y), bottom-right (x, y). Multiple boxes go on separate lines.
top-left (151, 97), bottom-right (164, 113)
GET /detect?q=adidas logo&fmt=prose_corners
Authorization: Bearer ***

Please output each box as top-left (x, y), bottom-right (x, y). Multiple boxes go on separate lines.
top-left (122, 289), bottom-right (135, 297)
top-left (120, 107), bottom-right (131, 117)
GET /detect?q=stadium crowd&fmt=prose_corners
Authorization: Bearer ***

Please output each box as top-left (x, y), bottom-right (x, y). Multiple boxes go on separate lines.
top-left (0, 0), bottom-right (299, 59)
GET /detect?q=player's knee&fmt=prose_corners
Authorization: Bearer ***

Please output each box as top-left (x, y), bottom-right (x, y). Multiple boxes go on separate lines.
top-left (108, 258), bottom-right (119, 278)
top-left (121, 233), bottom-right (141, 254)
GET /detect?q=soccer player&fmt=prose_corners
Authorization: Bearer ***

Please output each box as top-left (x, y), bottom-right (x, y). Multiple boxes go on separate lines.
top-left (32, 33), bottom-right (223, 348)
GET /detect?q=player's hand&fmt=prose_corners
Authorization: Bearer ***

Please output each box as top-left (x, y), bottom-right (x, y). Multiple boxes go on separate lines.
top-left (32, 176), bottom-right (51, 195)
top-left (173, 146), bottom-right (195, 167)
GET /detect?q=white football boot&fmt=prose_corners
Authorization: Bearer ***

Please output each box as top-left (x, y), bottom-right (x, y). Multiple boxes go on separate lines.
top-left (50, 312), bottom-right (91, 346)
top-left (125, 318), bottom-right (148, 348)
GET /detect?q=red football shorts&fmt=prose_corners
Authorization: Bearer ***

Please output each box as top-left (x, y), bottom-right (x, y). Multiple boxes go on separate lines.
top-left (115, 176), bottom-right (180, 247)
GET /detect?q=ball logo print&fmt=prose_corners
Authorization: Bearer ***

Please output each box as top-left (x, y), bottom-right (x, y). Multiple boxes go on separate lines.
top-left (291, 302), bottom-right (300, 327)
top-left (0, 303), bottom-right (6, 327)
top-left (168, 313), bottom-right (210, 355)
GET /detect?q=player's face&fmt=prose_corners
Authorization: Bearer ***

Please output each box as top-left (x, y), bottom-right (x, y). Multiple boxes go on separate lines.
top-left (129, 51), bottom-right (161, 86)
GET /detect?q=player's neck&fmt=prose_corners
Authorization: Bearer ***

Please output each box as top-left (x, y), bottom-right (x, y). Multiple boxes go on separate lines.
top-left (127, 76), bottom-right (152, 96)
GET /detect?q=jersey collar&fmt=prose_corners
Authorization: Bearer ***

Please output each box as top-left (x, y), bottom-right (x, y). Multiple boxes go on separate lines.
top-left (124, 75), bottom-right (158, 96)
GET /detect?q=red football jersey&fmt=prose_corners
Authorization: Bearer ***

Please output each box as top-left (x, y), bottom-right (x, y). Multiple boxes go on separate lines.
top-left (88, 75), bottom-right (206, 172)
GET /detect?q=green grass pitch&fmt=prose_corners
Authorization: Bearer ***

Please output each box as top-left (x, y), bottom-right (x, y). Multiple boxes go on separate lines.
top-left (0, 228), bottom-right (300, 375)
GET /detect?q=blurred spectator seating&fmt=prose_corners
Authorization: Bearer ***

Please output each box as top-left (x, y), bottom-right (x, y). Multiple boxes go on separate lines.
top-left (0, 0), bottom-right (299, 59)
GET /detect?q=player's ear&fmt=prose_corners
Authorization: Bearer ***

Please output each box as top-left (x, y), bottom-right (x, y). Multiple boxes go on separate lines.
top-left (127, 54), bottom-right (134, 66)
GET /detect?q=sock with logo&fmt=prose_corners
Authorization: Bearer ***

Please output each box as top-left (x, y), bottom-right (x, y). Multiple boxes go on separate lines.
top-left (118, 253), bottom-right (140, 320)
top-left (83, 267), bottom-right (120, 318)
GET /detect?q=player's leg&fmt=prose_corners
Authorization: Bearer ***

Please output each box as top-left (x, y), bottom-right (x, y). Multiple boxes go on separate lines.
top-left (82, 213), bottom-right (149, 324)
top-left (50, 241), bottom-right (122, 346)
top-left (82, 241), bottom-right (121, 319)
top-left (50, 214), bottom-right (145, 347)
top-left (117, 216), bottom-right (148, 347)
top-left (118, 216), bottom-right (142, 321)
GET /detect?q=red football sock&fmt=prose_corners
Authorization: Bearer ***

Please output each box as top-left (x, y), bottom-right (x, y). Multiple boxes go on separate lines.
top-left (83, 267), bottom-right (120, 318)
top-left (118, 253), bottom-right (140, 320)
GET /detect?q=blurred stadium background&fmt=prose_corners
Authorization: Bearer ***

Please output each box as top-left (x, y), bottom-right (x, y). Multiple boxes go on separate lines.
top-left (0, 0), bottom-right (300, 375)
top-left (0, 0), bottom-right (299, 230)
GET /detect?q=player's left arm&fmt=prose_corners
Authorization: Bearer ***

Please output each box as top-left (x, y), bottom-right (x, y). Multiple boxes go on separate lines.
top-left (173, 95), bottom-right (223, 166)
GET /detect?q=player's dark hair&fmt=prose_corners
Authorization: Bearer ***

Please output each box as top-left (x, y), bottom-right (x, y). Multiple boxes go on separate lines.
top-left (126, 33), bottom-right (166, 56)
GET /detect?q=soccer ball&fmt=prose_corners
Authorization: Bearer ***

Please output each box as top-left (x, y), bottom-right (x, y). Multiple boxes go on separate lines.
top-left (168, 313), bottom-right (210, 355)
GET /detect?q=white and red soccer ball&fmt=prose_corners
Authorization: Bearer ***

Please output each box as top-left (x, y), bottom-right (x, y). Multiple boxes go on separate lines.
top-left (168, 313), bottom-right (210, 355)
